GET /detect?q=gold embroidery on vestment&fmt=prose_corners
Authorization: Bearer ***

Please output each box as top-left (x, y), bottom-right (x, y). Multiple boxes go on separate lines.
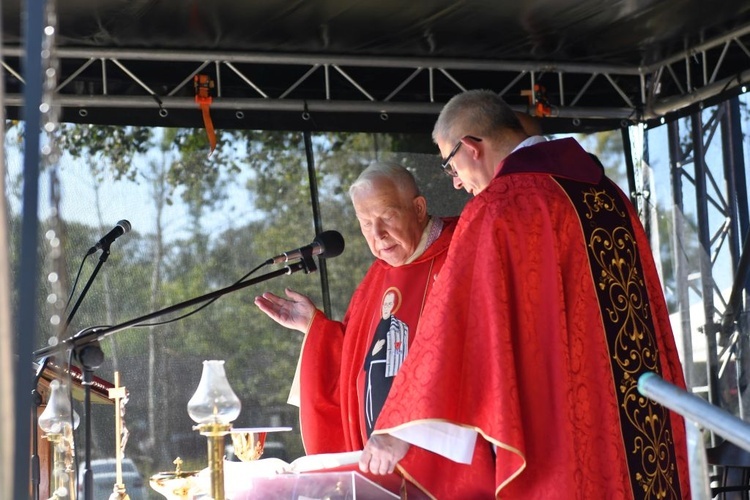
top-left (585, 193), bottom-right (678, 499)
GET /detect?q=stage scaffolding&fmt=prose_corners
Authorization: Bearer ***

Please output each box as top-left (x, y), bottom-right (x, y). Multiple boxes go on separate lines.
top-left (2, 21), bottom-right (750, 133)
top-left (5, 1), bottom-right (750, 498)
top-left (663, 98), bottom-right (750, 413)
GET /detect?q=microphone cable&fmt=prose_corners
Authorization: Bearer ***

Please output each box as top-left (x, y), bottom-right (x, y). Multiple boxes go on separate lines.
top-left (63, 253), bottom-right (90, 314)
top-left (129, 260), bottom-right (269, 328)
top-left (135, 231), bottom-right (343, 328)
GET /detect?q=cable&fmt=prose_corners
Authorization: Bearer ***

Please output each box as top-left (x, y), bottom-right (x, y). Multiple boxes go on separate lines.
top-left (130, 260), bottom-right (270, 328)
top-left (64, 253), bottom-right (90, 313)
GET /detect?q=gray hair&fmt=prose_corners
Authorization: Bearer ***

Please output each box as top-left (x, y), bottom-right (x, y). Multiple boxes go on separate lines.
top-left (348, 161), bottom-right (421, 199)
top-left (432, 89), bottom-right (523, 144)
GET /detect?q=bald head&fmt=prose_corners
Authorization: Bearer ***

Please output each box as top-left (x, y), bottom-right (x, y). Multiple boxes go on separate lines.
top-left (349, 161), bottom-right (421, 200)
top-left (348, 161), bottom-right (429, 267)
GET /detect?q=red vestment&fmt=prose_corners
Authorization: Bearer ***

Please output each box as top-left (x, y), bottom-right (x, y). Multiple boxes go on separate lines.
top-left (298, 217), bottom-right (458, 453)
top-left (376, 138), bottom-right (691, 499)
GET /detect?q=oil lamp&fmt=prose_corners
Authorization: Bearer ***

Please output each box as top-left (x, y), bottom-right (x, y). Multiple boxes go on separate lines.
top-left (187, 360), bottom-right (241, 500)
top-left (39, 379), bottom-right (80, 499)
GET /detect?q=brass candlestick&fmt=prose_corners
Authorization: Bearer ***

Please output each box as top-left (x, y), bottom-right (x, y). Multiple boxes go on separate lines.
top-left (39, 380), bottom-right (80, 500)
top-left (187, 360), bottom-right (241, 500)
top-left (194, 422), bottom-right (232, 500)
top-left (46, 433), bottom-right (67, 499)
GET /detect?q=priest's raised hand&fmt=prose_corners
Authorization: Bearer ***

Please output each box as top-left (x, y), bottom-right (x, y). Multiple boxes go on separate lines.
top-left (254, 287), bottom-right (317, 333)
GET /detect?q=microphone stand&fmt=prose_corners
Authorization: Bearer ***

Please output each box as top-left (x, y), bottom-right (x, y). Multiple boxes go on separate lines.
top-left (65, 246), bottom-right (111, 332)
top-left (30, 245), bottom-right (112, 500)
top-left (34, 253), bottom-right (318, 500)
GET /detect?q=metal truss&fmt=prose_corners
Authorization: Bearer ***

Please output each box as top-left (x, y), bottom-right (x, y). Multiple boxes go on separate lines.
top-left (2, 22), bottom-right (750, 130)
top-left (667, 96), bottom-right (750, 418)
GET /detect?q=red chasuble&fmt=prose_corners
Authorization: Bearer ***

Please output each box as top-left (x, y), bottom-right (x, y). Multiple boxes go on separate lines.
top-left (297, 217), bottom-right (457, 454)
top-left (376, 138), bottom-right (691, 499)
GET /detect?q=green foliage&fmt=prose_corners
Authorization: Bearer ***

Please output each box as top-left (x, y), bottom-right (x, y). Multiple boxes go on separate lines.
top-left (57, 124), bottom-right (151, 181)
top-left (164, 128), bottom-right (241, 211)
top-left (7, 123), bottom-right (461, 469)
top-left (574, 130), bottom-right (626, 185)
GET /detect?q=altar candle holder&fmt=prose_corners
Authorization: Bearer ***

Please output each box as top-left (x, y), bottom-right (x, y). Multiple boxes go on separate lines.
top-left (39, 379), bottom-right (80, 499)
top-left (187, 360), bottom-right (241, 500)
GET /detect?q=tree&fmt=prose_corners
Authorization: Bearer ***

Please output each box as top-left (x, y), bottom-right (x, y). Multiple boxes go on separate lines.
top-left (6, 122), bottom-right (463, 473)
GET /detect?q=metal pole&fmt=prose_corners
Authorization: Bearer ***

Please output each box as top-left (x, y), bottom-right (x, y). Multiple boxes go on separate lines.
top-left (638, 372), bottom-right (742, 500)
top-left (620, 127), bottom-right (638, 209)
top-left (303, 131), bottom-right (333, 317)
top-left (0, 5), bottom-right (16, 500)
top-left (14, 0), bottom-right (46, 497)
top-left (668, 119), bottom-right (696, 391)
top-left (639, 372), bottom-right (750, 452)
top-left (691, 111), bottom-right (722, 410)
top-left (720, 96), bottom-right (750, 419)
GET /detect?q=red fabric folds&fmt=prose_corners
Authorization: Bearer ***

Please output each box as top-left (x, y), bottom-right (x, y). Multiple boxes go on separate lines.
top-left (376, 139), bottom-right (691, 499)
top-left (298, 218), bottom-right (458, 454)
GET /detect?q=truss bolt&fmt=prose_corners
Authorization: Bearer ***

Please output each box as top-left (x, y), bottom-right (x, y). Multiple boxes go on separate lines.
top-left (78, 109), bottom-right (88, 117)
top-left (380, 113), bottom-right (389, 121)
top-left (572, 118), bottom-right (581, 127)
top-left (235, 111), bottom-right (245, 119)
top-left (159, 108), bottom-right (168, 118)
top-left (301, 111), bottom-right (311, 121)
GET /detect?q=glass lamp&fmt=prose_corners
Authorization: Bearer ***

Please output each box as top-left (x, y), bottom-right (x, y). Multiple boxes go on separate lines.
top-left (187, 360), bottom-right (241, 500)
top-left (39, 379), bottom-right (80, 499)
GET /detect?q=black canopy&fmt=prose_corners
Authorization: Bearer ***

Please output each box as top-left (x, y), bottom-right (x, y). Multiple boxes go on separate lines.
top-left (3, 0), bottom-right (750, 133)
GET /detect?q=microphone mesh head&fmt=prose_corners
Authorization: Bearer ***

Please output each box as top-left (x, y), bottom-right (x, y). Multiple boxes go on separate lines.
top-left (117, 220), bottom-right (132, 233)
top-left (316, 230), bottom-right (345, 259)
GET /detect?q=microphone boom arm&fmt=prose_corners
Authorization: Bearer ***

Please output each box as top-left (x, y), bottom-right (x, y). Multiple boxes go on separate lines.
top-left (35, 254), bottom-right (318, 500)
top-left (34, 258), bottom-right (315, 359)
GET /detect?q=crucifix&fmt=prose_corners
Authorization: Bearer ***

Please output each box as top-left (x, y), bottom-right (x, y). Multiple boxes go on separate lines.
top-left (107, 371), bottom-right (131, 500)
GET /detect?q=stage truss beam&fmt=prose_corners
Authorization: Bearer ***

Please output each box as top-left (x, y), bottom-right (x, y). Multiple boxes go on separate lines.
top-left (2, 22), bottom-right (750, 131)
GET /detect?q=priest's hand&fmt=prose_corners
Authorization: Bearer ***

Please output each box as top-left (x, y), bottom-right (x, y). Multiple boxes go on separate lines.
top-left (254, 288), bottom-right (317, 333)
top-left (359, 434), bottom-right (410, 475)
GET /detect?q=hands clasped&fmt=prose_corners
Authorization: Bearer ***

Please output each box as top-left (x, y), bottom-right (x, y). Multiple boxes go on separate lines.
top-left (254, 288), bottom-right (317, 333)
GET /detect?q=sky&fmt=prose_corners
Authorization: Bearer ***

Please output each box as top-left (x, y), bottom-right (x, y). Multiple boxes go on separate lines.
top-left (4, 127), bottom-right (260, 244)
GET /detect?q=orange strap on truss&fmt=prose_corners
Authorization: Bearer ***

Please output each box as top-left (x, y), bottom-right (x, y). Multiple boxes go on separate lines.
top-left (194, 74), bottom-right (217, 157)
top-left (521, 84), bottom-right (552, 117)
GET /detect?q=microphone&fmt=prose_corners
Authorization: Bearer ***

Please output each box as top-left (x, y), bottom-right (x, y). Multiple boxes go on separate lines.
top-left (266, 230), bottom-right (345, 265)
top-left (87, 220), bottom-right (132, 255)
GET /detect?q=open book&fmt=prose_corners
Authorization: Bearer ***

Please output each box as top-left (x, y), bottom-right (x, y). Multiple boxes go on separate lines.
top-left (225, 450), bottom-right (363, 477)
top-left (193, 451), bottom-right (429, 499)
top-left (196, 451), bottom-right (392, 498)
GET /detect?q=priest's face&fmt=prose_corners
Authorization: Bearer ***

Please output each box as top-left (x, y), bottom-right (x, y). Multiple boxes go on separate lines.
top-left (437, 137), bottom-right (493, 195)
top-left (351, 177), bottom-right (428, 267)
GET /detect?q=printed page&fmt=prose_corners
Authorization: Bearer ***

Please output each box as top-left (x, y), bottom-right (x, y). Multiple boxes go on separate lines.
top-left (288, 451), bottom-right (363, 473)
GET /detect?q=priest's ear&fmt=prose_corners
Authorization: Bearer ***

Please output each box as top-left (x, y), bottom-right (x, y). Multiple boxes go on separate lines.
top-left (412, 195), bottom-right (428, 222)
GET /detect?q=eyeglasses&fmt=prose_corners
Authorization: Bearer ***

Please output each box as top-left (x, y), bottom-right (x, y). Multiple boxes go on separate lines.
top-left (440, 135), bottom-right (482, 177)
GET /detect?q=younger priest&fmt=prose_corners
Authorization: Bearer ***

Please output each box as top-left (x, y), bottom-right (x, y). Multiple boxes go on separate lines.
top-left (360, 90), bottom-right (692, 499)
